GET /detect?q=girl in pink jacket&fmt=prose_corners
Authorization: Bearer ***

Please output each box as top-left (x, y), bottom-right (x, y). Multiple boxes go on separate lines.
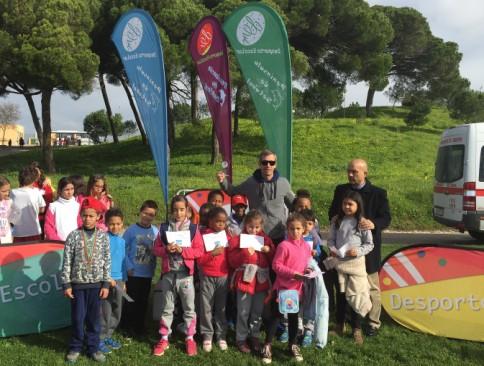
top-left (261, 213), bottom-right (312, 364)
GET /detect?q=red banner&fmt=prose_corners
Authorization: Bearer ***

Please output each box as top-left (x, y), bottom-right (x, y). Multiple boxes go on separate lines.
top-left (189, 16), bottom-right (232, 181)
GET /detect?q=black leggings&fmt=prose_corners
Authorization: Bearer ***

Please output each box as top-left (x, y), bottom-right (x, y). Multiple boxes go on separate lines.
top-left (334, 273), bottom-right (362, 329)
top-left (264, 293), bottom-right (299, 345)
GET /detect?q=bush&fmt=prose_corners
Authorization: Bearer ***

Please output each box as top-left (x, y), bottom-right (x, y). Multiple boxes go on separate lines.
top-left (405, 98), bottom-right (432, 127)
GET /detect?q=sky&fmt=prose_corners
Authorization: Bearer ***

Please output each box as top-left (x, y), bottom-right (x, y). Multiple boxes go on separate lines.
top-left (3, 0), bottom-right (484, 136)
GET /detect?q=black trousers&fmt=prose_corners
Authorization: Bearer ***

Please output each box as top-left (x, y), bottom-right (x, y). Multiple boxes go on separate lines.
top-left (264, 293), bottom-right (299, 345)
top-left (121, 276), bottom-right (152, 335)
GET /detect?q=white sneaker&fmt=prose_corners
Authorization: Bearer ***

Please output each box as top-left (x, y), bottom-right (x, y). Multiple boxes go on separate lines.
top-left (202, 340), bottom-right (212, 352)
top-left (218, 340), bottom-right (228, 351)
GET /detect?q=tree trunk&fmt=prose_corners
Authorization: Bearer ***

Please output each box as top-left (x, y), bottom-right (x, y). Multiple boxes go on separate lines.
top-left (166, 82), bottom-right (175, 148)
top-left (120, 75), bottom-right (147, 144)
top-left (233, 86), bottom-right (241, 137)
top-left (366, 87), bottom-right (376, 117)
top-left (24, 93), bottom-right (43, 146)
top-left (210, 124), bottom-right (220, 165)
top-left (41, 89), bottom-right (55, 173)
top-left (190, 68), bottom-right (199, 124)
top-left (99, 72), bottom-right (119, 143)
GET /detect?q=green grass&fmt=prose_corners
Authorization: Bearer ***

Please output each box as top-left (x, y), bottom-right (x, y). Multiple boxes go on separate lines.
top-left (1, 108), bottom-right (482, 365)
top-left (0, 106), bottom-right (459, 229)
top-left (0, 244), bottom-right (482, 366)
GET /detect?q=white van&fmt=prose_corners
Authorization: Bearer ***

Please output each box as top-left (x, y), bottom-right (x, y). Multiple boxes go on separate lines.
top-left (433, 122), bottom-right (484, 241)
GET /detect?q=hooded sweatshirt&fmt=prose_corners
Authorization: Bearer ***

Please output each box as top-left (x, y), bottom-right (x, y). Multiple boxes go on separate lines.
top-left (44, 196), bottom-right (80, 241)
top-left (197, 227), bottom-right (230, 277)
top-left (272, 237), bottom-right (312, 294)
top-left (227, 230), bottom-right (275, 294)
top-left (221, 169), bottom-right (294, 240)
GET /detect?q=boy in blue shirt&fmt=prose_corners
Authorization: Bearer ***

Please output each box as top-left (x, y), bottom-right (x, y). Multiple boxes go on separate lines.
top-left (99, 208), bottom-right (126, 353)
top-left (121, 200), bottom-right (159, 336)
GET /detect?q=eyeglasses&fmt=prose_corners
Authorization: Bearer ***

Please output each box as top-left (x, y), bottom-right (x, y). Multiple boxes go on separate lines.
top-left (261, 160), bottom-right (276, 166)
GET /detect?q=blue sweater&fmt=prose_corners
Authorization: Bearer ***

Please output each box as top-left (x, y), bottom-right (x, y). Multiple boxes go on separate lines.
top-left (108, 232), bottom-right (127, 281)
top-left (123, 223), bottom-right (159, 278)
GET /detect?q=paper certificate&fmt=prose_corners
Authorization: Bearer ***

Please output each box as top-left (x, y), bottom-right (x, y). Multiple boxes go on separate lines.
top-left (239, 234), bottom-right (264, 251)
top-left (203, 231), bottom-right (228, 251)
top-left (166, 230), bottom-right (191, 247)
top-left (331, 243), bottom-right (355, 258)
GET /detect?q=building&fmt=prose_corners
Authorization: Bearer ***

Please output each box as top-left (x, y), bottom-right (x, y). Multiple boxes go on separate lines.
top-left (51, 130), bottom-right (93, 146)
top-left (0, 124), bottom-right (24, 146)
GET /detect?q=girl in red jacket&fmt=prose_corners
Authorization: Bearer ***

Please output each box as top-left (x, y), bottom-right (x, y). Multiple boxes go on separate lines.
top-left (228, 210), bottom-right (274, 354)
top-left (152, 195), bottom-right (204, 357)
top-left (198, 206), bottom-right (231, 353)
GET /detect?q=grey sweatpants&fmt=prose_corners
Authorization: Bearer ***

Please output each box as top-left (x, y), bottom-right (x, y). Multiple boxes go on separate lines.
top-left (100, 280), bottom-right (124, 339)
top-left (236, 290), bottom-right (265, 342)
top-left (199, 274), bottom-right (228, 341)
top-left (158, 271), bottom-right (197, 337)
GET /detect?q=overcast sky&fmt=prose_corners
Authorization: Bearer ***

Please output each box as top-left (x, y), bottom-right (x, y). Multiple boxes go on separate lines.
top-left (3, 0), bottom-right (484, 136)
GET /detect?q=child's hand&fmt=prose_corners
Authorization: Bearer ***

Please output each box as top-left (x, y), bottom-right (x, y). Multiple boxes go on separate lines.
top-left (175, 244), bottom-right (183, 254)
top-left (110, 279), bottom-right (116, 287)
top-left (261, 245), bottom-right (270, 253)
top-left (311, 249), bottom-right (317, 257)
top-left (346, 248), bottom-right (358, 257)
top-left (167, 243), bottom-right (177, 253)
top-left (294, 272), bottom-right (305, 280)
top-left (304, 267), bottom-right (313, 274)
top-left (247, 247), bottom-right (256, 256)
top-left (64, 288), bottom-right (74, 299)
top-left (211, 246), bottom-right (224, 256)
top-left (216, 171), bottom-right (225, 183)
top-left (99, 288), bottom-right (109, 299)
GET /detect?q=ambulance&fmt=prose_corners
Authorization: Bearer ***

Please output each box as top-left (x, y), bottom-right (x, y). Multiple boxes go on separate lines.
top-left (433, 122), bottom-right (484, 241)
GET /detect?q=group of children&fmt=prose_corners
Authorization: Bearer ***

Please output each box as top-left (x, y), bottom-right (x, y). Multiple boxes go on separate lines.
top-left (0, 168), bottom-right (376, 364)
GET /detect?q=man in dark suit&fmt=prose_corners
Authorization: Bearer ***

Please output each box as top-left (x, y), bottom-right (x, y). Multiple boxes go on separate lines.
top-left (328, 158), bottom-right (391, 339)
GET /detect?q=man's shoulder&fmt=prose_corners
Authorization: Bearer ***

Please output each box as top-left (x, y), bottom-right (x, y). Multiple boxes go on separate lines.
top-left (364, 181), bottom-right (388, 196)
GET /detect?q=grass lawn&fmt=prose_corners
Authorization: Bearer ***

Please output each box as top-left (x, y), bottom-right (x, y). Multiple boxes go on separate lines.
top-left (0, 107), bottom-right (460, 230)
top-left (1, 108), bottom-right (481, 364)
top-left (0, 244), bottom-right (482, 365)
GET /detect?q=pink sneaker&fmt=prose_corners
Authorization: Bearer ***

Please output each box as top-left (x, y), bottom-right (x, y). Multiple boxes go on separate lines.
top-left (186, 338), bottom-right (198, 356)
top-left (153, 339), bottom-right (169, 356)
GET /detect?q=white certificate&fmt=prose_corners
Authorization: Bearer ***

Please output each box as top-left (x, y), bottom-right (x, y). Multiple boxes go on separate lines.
top-left (166, 230), bottom-right (191, 248)
top-left (203, 231), bottom-right (228, 252)
top-left (331, 243), bottom-right (355, 258)
top-left (239, 234), bottom-right (264, 252)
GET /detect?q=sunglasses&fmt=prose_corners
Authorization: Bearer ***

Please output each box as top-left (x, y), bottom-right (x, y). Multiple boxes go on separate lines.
top-left (261, 160), bottom-right (276, 166)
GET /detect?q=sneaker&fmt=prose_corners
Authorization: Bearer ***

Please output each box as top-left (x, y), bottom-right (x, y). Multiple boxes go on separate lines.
top-left (365, 326), bottom-right (379, 337)
top-left (301, 331), bottom-right (313, 347)
top-left (105, 337), bottom-right (122, 350)
top-left (236, 341), bottom-right (251, 354)
top-left (353, 328), bottom-right (364, 345)
top-left (186, 338), bottom-right (197, 356)
top-left (98, 341), bottom-right (111, 354)
top-left (153, 339), bottom-right (169, 356)
top-left (202, 340), bottom-right (212, 352)
top-left (249, 337), bottom-right (261, 353)
top-left (289, 344), bottom-right (303, 362)
top-left (66, 351), bottom-right (80, 363)
top-left (90, 351), bottom-right (106, 363)
top-left (261, 343), bottom-right (272, 364)
top-left (278, 328), bottom-right (289, 343)
top-left (218, 339), bottom-right (228, 351)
